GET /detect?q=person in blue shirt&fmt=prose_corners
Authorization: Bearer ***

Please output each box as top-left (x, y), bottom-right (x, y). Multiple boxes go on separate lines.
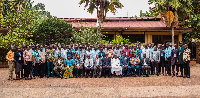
top-left (98, 48), bottom-right (105, 59)
top-left (63, 54), bottom-right (74, 79)
top-left (165, 42), bottom-right (172, 76)
top-left (120, 52), bottom-right (131, 77)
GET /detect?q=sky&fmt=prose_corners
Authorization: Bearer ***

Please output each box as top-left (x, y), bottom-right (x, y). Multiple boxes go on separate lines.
top-left (32, 0), bottom-right (155, 18)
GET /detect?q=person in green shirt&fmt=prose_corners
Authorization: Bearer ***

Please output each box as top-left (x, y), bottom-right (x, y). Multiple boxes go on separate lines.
top-left (177, 42), bottom-right (185, 77)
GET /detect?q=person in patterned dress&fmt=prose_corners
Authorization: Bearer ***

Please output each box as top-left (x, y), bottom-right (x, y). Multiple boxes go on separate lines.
top-left (46, 45), bottom-right (55, 78)
top-left (183, 44), bottom-right (191, 78)
top-left (63, 54), bottom-right (74, 79)
top-left (53, 52), bottom-right (65, 78)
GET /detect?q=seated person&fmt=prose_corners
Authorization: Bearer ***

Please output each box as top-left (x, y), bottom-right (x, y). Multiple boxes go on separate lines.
top-left (141, 53), bottom-right (151, 77)
top-left (74, 54), bottom-right (84, 78)
top-left (102, 53), bottom-right (112, 78)
top-left (120, 52), bottom-right (131, 77)
top-left (93, 54), bottom-right (102, 78)
top-left (53, 52), bottom-right (65, 78)
top-left (111, 54), bottom-right (122, 78)
top-left (63, 54), bottom-right (74, 79)
top-left (84, 55), bottom-right (94, 78)
top-left (130, 52), bottom-right (140, 77)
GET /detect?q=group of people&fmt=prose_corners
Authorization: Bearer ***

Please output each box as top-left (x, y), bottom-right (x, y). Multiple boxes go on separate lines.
top-left (6, 41), bottom-right (191, 80)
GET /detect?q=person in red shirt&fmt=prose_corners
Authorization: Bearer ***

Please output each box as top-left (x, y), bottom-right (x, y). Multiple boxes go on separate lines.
top-left (121, 44), bottom-right (131, 58)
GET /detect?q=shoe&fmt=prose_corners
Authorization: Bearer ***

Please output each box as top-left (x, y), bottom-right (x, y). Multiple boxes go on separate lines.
top-left (167, 74), bottom-right (171, 76)
top-left (76, 76), bottom-right (78, 78)
top-left (104, 76), bottom-right (106, 78)
top-left (86, 75), bottom-right (88, 78)
top-left (157, 74), bottom-right (159, 76)
top-left (95, 75), bottom-right (97, 78)
top-left (109, 75), bottom-right (111, 78)
top-left (112, 75), bottom-right (114, 78)
top-left (142, 75), bottom-right (146, 77)
top-left (146, 75), bottom-right (150, 77)
top-left (99, 76), bottom-right (101, 78)
top-left (179, 75), bottom-right (183, 77)
top-left (187, 76), bottom-right (190, 78)
top-left (90, 75), bottom-right (92, 78)
top-left (47, 76), bottom-right (49, 78)
top-left (183, 76), bottom-right (187, 78)
top-left (120, 75), bottom-right (122, 78)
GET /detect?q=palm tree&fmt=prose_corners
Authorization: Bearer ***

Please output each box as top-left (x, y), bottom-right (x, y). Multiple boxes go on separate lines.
top-left (79, 0), bottom-right (123, 44)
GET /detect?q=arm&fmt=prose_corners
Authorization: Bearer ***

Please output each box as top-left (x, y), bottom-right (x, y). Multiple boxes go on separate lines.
top-left (120, 57), bottom-right (123, 66)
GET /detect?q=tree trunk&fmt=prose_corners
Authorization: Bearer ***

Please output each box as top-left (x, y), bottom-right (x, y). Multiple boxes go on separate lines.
top-left (172, 22), bottom-right (174, 46)
top-left (99, 23), bottom-right (102, 44)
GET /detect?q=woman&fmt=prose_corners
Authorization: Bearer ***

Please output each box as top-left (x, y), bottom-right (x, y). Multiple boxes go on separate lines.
top-left (32, 46), bottom-right (40, 79)
top-left (130, 52), bottom-right (140, 77)
top-left (63, 54), bottom-right (74, 79)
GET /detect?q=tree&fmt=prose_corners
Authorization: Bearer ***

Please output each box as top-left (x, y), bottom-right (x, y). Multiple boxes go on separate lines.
top-left (32, 16), bottom-right (73, 45)
top-left (139, 7), bottom-right (154, 17)
top-left (79, 0), bottom-right (123, 44)
top-left (148, 0), bottom-right (193, 45)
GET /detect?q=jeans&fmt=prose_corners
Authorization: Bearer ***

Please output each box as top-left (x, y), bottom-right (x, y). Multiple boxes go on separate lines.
top-left (47, 62), bottom-right (54, 77)
top-left (131, 65), bottom-right (140, 75)
top-left (122, 66), bottom-right (131, 76)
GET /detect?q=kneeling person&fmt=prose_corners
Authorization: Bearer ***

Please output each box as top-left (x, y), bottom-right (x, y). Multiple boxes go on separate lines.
top-left (74, 54), bottom-right (84, 78)
top-left (53, 52), bottom-right (65, 78)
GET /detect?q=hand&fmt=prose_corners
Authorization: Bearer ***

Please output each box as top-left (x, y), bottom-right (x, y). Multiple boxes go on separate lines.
top-left (33, 63), bottom-right (35, 66)
top-left (158, 61), bottom-right (160, 63)
top-left (124, 65), bottom-right (127, 68)
top-left (116, 65), bottom-right (118, 66)
top-left (145, 66), bottom-right (147, 69)
top-left (177, 60), bottom-right (179, 63)
top-left (24, 61), bottom-right (26, 65)
top-left (78, 66), bottom-right (80, 69)
top-left (87, 67), bottom-right (90, 70)
top-left (106, 66), bottom-right (109, 68)
top-left (165, 58), bottom-right (167, 61)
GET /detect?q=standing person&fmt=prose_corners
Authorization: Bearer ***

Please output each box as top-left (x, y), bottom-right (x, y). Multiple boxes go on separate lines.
top-left (84, 55), bottom-right (94, 78)
top-left (93, 54), bottom-right (102, 78)
top-left (171, 44), bottom-right (179, 77)
top-left (111, 54), bottom-right (122, 78)
top-left (178, 42), bottom-right (185, 77)
top-left (130, 52), bottom-right (140, 77)
top-left (63, 54), bottom-right (74, 79)
top-left (114, 44), bottom-right (122, 58)
top-left (102, 53), bottom-right (112, 78)
top-left (29, 44), bottom-right (35, 79)
top-left (165, 43), bottom-right (172, 76)
top-left (6, 46), bottom-right (15, 80)
top-left (160, 45), bottom-right (166, 75)
top-left (39, 45), bottom-right (46, 78)
top-left (183, 44), bottom-right (191, 78)
top-left (46, 45), bottom-right (55, 78)
top-left (141, 53), bottom-right (151, 77)
top-left (150, 46), bottom-right (160, 76)
top-left (131, 45), bottom-right (139, 57)
top-left (98, 48), bottom-right (105, 59)
top-left (32, 46), bottom-right (40, 79)
top-left (74, 54), bottom-right (84, 78)
top-left (20, 44), bottom-right (26, 79)
top-left (121, 44), bottom-right (131, 58)
top-left (53, 52), bottom-right (65, 78)
top-left (120, 52), bottom-right (131, 77)
top-left (14, 46), bottom-right (23, 80)
top-left (23, 45), bottom-right (32, 80)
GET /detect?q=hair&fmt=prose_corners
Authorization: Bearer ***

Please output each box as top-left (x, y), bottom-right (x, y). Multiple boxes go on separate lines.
top-left (26, 45), bottom-right (29, 48)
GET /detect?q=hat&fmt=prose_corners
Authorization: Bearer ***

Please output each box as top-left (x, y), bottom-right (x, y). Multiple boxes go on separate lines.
top-left (67, 54), bottom-right (71, 57)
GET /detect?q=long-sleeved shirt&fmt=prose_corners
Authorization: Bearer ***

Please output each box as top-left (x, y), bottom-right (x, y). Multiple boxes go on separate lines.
top-left (114, 49), bottom-right (122, 58)
top-left (39, 50), bottom-right (46, 64)
top-left (165, 46), bottom-right (172, 58)
top-left (6, 50), bottom-right (14, 62)
top-left (84, 58), bottom-right (94, 68)
top-left (121, 48), bottom-right (131, 58)
top-left (183, 48), bottom-right (191, 61)
top-left (150, 50), bottom-right (160, 62)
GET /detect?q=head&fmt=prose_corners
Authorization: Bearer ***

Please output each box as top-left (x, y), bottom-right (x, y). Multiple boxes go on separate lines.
top-left (54, 45), bottom-right (57, 49)
top-left (17, 46), bottom-right (20, 51)
top-left (77, 54), bottom-right (80, 59)
top-left (174, 44), bottom-right (177, 48)
top-left (100, 48), bottom-right (103, 52)
top-left (154, 46), bottom-right (157, 51)
top-left (116, 44), bottom-right (119, 48)
top-left (70, 42), bottom-right (73, 46)
top-left (114, 54), bottom-right (117, 59)
top-left (133, 45), bottom-right (137, 49)
top-left (152, 43), bottom-right (154, 47)
top-left (143, 53), bottom-right (146, 58)
top-left (144, 43), bottom-right (147, 48)
top-left (88, 43), bottom-right (91, 46)
top-left (169, 43), bottom-right (172, 47)
top-left (96, 54), bottom-right (99, 58)
top-left (121, 42), bottom-right (123, 46)
top-left (67, 55), bottom-right (71, 59)
top-left (58, 46), bottom-right (61, 50)
top-left (58, 52), bottom-right (61, 57)
top-left (123, 52), bottom-right (126, 57)
top-left (49, 45), bottom-right (52, 49)
top-left (82, 42), bottom-right (85, 45)
top-left (26, 45), bottom-right (30, 50)
top-left (105, 53), bottom-right (108, 57)
top-left (68, 45), bottom-right (71, 50)
top-left (62, 45), bottom-right (66, 49)
top-left (40, 45), bottom-right (43, 51)
top-left (87, 55), bottom-right (90, 59)
top-left (149, 43), bottom-right (151, 47)
top-left (35, 46), bottom-right (39, 51)
top-left (10, 46), bottom-right (14, 51)
top-left (31, 44), bottom-right (35, 50)
top-left (79, 45), bottom-right (82, 50)
top-left (125, 44), bottom-right (128, 49)
top-left (22, 44), bottom-right (26, 49)
top-left (180, 42), bottom-right (183, 46)
top-left (184, 44), bottom-right (188, 48)
top-left (166, 43), bottom-right (169, 47)
top-left (74, 46), bottom-right (78, 50)
top-left (161, 45), bottom-right (164, 49)
top-left (138, 44), bottom-right (141, 49)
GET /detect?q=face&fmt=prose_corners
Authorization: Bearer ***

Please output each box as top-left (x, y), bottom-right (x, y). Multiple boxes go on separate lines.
top-left (68, 56), bottom-right (71, 59)
top-left (96, 55), bottom-right (99, 58)
top-left (49, 45), bottom-right (52, 49)
top-left (22, 44), bottom-right (25, 48)
top-left (114, 55), bottom-right (117, 59)
top-left (58, 53), bottom-right (61, 57)
top-left (166, 43), bottom-right (169, 47)
top-left (27, 46), bottom-right (30, 50)
top-left (123, 53), bottom-right (126, 57)
top-left (154, 46), bottom-right (157, 50)
top-left (17, 47), bottom-right (20, 51)
top-left (143, 54), bottom-right (146, 58)
top-left (100, 49), bottom-right (103, 52)
top-left (184, 44), bottom-right (188, 48)
top-left (133, 53), bottom-right (136, 57)
top-left (117, 45), bottom-right (119, 48)
top-left (87, 55), bottom-right (90, 59)
top-left (77, 55), bottom-right (80, 59)
top-left (180, 42), bottom-right (183, 46)
top-left (36, 47), bottom-right (39, 51)
top-left (40, 46), bottom-right (43, 51)
top-left (32, 45), bottom-right (35, 50)
top-left (125, 45), bottom-right (128, 49)
top-left (10, 46), bottom-right (14, 51)
top-left (105, 54), bottom-right (108, 57)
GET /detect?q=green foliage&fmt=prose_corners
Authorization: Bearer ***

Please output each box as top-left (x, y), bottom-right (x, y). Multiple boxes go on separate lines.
top-left (71, 24), bottom-right (105, 45)
top-left (33, 16), bottom-right (73, 45)
top-left (139, 7), bottom-right (154, 17)
top-left (112, 35), bottom-right (129, 46)
top-left (101, 40), bottom-right (109, 44)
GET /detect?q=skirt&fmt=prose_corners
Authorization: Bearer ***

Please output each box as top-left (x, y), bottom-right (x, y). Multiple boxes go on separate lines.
top-left (63, 66), bottom-right (74, 79)
top-left (15, 62), bottom-right (22, 72)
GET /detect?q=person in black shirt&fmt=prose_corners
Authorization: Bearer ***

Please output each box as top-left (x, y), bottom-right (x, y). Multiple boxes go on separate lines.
top-left (14, 46), bottom-right (23, 80)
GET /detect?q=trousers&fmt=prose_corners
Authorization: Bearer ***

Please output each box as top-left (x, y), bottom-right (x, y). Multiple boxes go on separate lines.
top-left (47, 62), bottom-right (54, 77)
top-left (8, 61), bottom-right (14, 79)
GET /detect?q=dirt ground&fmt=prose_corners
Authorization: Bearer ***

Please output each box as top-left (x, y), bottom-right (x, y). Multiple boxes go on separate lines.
top-left (0, 65), bottom-right (200, 98)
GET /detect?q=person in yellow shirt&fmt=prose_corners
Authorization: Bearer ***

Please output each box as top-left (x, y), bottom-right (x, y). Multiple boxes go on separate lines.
top-left (6, 46), bottom-right (15, 80)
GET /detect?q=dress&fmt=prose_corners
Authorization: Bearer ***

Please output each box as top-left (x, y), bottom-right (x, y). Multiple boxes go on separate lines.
top-left (63, 59), bottom-right (74, 79)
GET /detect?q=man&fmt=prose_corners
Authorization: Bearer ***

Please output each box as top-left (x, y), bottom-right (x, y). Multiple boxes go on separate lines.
top-left (114, 44), bottom-right (122, 58)
top-left (121, 44), bottom-right (131, 58)
top-left (142, 43), bottom-right (150, 59)
top-left (70, 42), bottom-right (74, 49)
top-left (20, 44), bottom-right (26, 78)
top-left (93, 54), bottom-right (102, 78)
top-left (171, 44), bottom-right (179, 77)
top-left (39, 45), bottom-right (46, 78)
top-left (130, 52), bottom-right (140, 77)
top-left (23, 45), bottom-right (33, 80)
top-left (141, 53), bottom-right (151, 77)
top-left (183, 44), bottom-right (191, 78)
top-left (74, 54), bottom-right (84, 78)
top-left (6, 46), bottom-right (15, 80)
top-left (111, 54), bottom-right (122, 78)
top-left (14, 46), bottom-right (23, 80)
top-left (84, 55), bottom-right (94, 78)
top-left (53, 52), bottom-right (65, 78)
top-left (160, 45), bottom-right (166, 75)
top-left (178, 42), bottom-right (185, 77)
top-left (102, 53), bottom-right (112, 78)
top-left (46, 45), bottom-right (55, 78)
top-left (98, 48), bottom-right (105, 59)
top-left (32, 46), bottom-right (40, 79)
top-left (120, 52), bottom-right (131, 77)
top-left (150, 46), bottom-right (160, 76)
top-left (165, 42), bottom-right (172, 76)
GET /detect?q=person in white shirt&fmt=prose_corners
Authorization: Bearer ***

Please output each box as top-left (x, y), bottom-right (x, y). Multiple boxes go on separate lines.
top-left (111, 54), bottom-right (122, 78)
top-left (84, 55), bottom-right (94, 78)
top-left (93, 54), bottom-right (102, 78)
